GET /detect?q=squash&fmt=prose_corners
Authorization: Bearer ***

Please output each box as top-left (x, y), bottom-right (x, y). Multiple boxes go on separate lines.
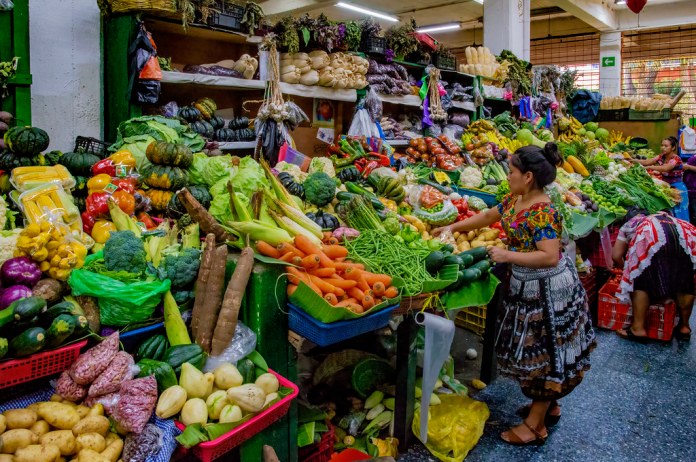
top-left (146, 189), bottom-right (175, 211)
top-left (190, 120), bottom-right (214, 138)
top-left (210, 115), bottom-right (225, 130)
top-left (214, 128), bottom-right (236, 142)
top-left (0, 151), bottom-right (40, 170)
top-left (235, 128), bottom-right (255, 141)
top-left (561, 160), bottom-right (574, 174)
top-left (178, 106), bottom-right (202, 123)
top-left (192, 98), bottom-right (217, 120)
top-left (277, 172), bottom-right (304, 198)
top-left (145, 141), bottom-right (193, 168)
top-left (226, 384), bottom-right (266, 413)
top-left (142, 164), bottom-right (189, 190)
top-left (566, 156), bottom-right (589, 177)
top-left (168, 185), bottom-right (211, 215)
top-left (61, 151), bottom-right (100, 176)
top-left (228, 117), bottom-right (249, 130)
top-left (4, 126), bottom-right (49, 157)
top-left (136, 334), bottom-right (169, 361)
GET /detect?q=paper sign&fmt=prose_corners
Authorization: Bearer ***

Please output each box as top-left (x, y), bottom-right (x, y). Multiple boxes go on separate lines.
top-left (317, 128), bottom-right (335, 144)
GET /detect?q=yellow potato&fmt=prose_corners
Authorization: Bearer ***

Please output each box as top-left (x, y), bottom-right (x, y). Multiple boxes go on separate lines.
top-left (37, 403), bottom-right (80, 430)
top-left (30, 420), bottom-right (50, 437)
top-left (75, 407), bottom-right (90, 419)
top-left (14, 443), bottom-right (61, 462)
top-left (101, 439), bottom-right (123, 462)
top-left (471, 241), bottom-right (487, 248)
top-left (480, 229), bottom-right (500, 241)
top-left (467, 231), bottom-right (476, 241)
top-left (49, 395), bottom-right (63, 403)
top-left (0, 415), bottom-right (5, 434)
top-left (104, 433), bottom-right (120, 446)
top-left (4, 409), bottom-right (38, 429)
top-left (0, 454), bottom-right (13, 462)
top-left (0, 428), bottom-right (39, 453)
top-left (87, 405), bottom-right (104, 417)
top-left (72, 416), bottom-right (109, 437)
top-left (77, 449), bottom-right (110, 462)
top-left (459, 240), bottom-right (471, 251)
top-left (41, 431), bottom-right (76, 456)
top-left (453, 231), bottom-right (460, 239)
top-left (27, 403), bottom-right (42, 414)
top-left (75, 433), bottom-right (106, 453)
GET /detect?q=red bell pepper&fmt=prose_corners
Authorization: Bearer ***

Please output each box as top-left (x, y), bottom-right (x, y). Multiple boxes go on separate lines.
top-left (368, 152), bottom-right (391, 167)
top-left (354, 158), bottom-right (368, 172)
top-left (92, 158), bottom-right (116, 177)
top-left (81, 211), bottom-right (96, 235)
top-left (85, 192), bottom-right (110, 218)
top-left (111, 177), bottom-right (137, 194)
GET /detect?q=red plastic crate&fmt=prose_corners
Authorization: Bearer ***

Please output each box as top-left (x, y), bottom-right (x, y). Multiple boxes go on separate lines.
top-left (175, 369), bottom-right (299, 462)
top-left (597, 280), bottom-right (677, 341)
top-left (0, 340), bottom-right (89, 389)
top-left (299, 423), bottom-right (335, 462)
top-left (588, 226), bottom-right (620, 269)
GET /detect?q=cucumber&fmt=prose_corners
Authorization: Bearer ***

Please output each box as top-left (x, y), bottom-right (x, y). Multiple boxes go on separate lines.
top-left (447, 271), bottom-right (467, 291)
top-left (470, 259), bottom-right (491, 274)
top-left (335, 191), bottom-right (385, 210)
top-left (10, 327), bottom-right (46, 357)
top-left (137, 359), bottom-right (178, 393)
top-left (417, 178), bottom-right (453, 195)
top-left (425, 251), bottom-right (446, 274)
top-left (443, 255), bottom-right (463, 267)
top-left (0, 338), bottom-right (7, 359)
top-left (459, 268), bottom-right (482, 284)
top-left (458, 247), bottom-right (488, 263)
top-left (162, 344), bottom-right (206, 374)
top-left (345, 182), bottom-right (377, 199)
top-left (45, 314), bottom-right (76, 348)
top-left (457, 254), bottom-right (475, 268)
top-left (136, 334), bottom-right (170, 362)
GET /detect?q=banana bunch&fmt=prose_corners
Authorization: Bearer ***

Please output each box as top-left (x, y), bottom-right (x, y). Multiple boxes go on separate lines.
top-left (557, 132), bottom-right (580, 143)
top-left (607, 130), bottom-right (625, 145)
top-left (498, 136), bottom-right (524, 152)
top-left (0, 57), bottom-right (18, 98)
top-left (467, 119), bottom-right (496, 135)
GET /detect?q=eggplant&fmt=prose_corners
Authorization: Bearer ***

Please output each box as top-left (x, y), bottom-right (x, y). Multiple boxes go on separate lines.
top-left (1, 257), bottom-right (42, 288)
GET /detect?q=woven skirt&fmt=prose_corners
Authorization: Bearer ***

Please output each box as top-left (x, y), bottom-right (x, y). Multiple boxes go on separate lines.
top-left (495, 256), bottom-right (596, 400)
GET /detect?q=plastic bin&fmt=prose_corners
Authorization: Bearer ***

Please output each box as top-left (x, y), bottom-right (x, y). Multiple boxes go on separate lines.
top-left (455, 305), bottom-right (486, 335)
top-left (456, 187), bottom-right (498, 207)
top-left (175, 369), bottom-right (298, 461)
top-left (629, 109), bottom-right (671, 121)
top-left (288, 303), bottom-right (397, 347)
top-left (299, 424), bottom-right (335, 462)
top-left (360, 36), bottom-right (386, 55)
top-left (74, 136), bottom-right (111, 158)
top-left (204, 1), bottom-right (244, 32)
top-left (597, 109), bottom-right (629, 122)
top-left (0, 340), bottom-right (89, 389)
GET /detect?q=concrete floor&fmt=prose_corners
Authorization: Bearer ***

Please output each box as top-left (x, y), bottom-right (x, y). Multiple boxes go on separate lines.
top-left (398, 323), bottom-right (696, 462)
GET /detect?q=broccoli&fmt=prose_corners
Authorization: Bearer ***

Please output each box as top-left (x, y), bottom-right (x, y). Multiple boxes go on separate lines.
top-left (162, 247), bottom-right (201, 289)
top-left (303, 172), bottom-right (336, 207)
top-left (103, 230), bottom-right (147, 273)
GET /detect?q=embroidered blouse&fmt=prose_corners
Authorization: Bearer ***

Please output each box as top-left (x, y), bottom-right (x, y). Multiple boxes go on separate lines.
top-left (497, 194), bottom-right (563, 252)
top-left (656, 154), bottom-right (683, 184)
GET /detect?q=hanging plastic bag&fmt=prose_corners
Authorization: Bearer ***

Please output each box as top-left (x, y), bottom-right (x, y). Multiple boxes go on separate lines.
top-left (412, 394), bottom-right (489, 462)
top-left (0, 0), bottom-right (13, 11)
top-left (203, 322), bottom-right (257, 373)
top-left (129, 21), bottom-right (161, 104)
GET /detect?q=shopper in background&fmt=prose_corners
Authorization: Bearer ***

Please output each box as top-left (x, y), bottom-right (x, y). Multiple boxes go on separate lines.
top-left (612, 208), bottom-right (696, 342)
top-left (631, 136), bottom-right (683, 185)
top-left (433, 143), bottom-right (595, 446)
top-left (683, 156), bottom-right (696, 224)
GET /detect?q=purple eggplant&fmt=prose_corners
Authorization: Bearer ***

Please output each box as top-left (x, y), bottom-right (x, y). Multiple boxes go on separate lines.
top-left (0, 284), bottom-right (33, 309)
top-left (1, 257), bottom-right (42, 288)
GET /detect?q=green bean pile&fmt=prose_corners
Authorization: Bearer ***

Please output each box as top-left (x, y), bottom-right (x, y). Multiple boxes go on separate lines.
top-left (344, 230), bottom-right (435, 296)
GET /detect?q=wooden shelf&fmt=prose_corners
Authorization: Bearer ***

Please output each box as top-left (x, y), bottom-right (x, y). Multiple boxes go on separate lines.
top-left (145, 16), bottom-right (261, 45)
top-left (450, 101), bottom-right (476, 112)
top-left (218, 141), bottom-right (256, 150)
top-left (385, 139), bottom-right (410, 147)
top-left (160, 71), bottom-right (358, 102)
top-left (378, 94), bottom-right (422, 107)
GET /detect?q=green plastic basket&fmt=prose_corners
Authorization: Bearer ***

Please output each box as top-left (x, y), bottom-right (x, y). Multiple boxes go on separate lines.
top-left (351, 358), bottom-right (395, 398)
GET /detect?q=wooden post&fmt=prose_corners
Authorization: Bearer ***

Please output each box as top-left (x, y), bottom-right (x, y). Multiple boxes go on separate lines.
top-left (394, 314), bottom-right (417, 451)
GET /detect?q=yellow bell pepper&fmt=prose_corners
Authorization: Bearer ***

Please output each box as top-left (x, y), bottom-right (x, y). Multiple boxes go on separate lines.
top-left (91, 220), bottom-right (117, 244)
top-left (87, 174), bottom-right (113, 194)
top-left (109, 150), bottom-right (136, 169)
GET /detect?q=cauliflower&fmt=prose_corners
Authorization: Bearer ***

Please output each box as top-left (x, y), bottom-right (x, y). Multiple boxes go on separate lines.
top-left (104, 230), bottom-right (147, 273)
top-left (275, 161), bottom-right (308, 183)
top-left (162, 247), bottom-right (201, 289)
top-left (0, 229), bottom-right (21, 266)
top-left (460, 167), bottom-right (483, 189)
top-left (308, 157), bottom-right (336, 178)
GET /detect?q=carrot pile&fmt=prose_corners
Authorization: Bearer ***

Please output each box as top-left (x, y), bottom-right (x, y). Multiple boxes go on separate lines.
top-left (256, 233), bottom-right (398, 314)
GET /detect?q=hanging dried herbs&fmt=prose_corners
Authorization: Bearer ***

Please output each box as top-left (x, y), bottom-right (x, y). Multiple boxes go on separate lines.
top-left (275, 16), bottom-right (300, 53)
top-left (343, 21), bottom-right (362, 51)
top-left (313, 14), bottom-right (341, 52)
top-left (385, 19), bottom-right (419, 59)
top-left (361, 17), bottom-right (382, 39)
top-left (497, 50), bottom-right (532, 98)
top-left (559, 68), bottom-right (578, 98)
top-left (0, 57), bottom-right (18, 99)
top-left (241, 2), bottom-right (265, 35)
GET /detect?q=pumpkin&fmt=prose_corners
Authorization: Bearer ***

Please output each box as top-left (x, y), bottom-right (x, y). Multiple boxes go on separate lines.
top-left (168, 185), bottom-right (212, 215)
top-left (146, 189), bottom-right (174, 211)
top-left (215, 128), bottom-right (236, 142)
top-left (61, 151), bottom-right (101, 176)
top-left (142, 164), bottom-right (189, 190)
top-left (0, 151), bottom-right (42, 170)
top-left (190, 120), bottom-right (214, 138)
top-left (178, 106), bottom-right (202, 123)
top-left (277, 172), bottom-right (304, 198)
top-left (210, 115), bottom-right (225, 130)
top-left (192, 98), bottom-right (217, 120)
top-left (236, 128), bottom-right (255, 141)
top-left (146, 141), bottom-right (194, 168)
top-left (4, 126), bottom-right (50, 157)
top-left (73, 176), bottom-right (89, 197)
top-left (228, 117), bottom-right (249, 130)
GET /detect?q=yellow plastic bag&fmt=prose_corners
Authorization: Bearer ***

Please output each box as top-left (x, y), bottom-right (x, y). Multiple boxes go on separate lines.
top-left (412, 394), bottom-right (490, 462)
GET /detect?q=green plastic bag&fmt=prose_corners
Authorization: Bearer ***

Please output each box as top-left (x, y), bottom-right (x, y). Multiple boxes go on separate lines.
top-left (68, 254), bottom-right (171, 326)
top-left (412, 394), bottom-right (489, 462)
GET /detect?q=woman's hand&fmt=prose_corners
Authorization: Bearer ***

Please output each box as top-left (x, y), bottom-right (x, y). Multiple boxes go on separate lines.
top-left (431, 225), bottom-right (452, 237)
top-left (487, 246), bottom-right (511, 263)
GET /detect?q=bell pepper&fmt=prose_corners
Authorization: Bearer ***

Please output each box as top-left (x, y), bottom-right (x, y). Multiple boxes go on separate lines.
top-left (109, 150), bottom-right (137, 169)
top-left (81, 211), bottom-right (96, 235)
top-left (368, 152), bottom-right (391, 167)
top-left (112, 190), bottom-right (135, 216)
top-left (137, 211), bottom-right (157, 230)
top-left (92, 220), bottom-right (117, 244)
top-left (112, 177), bottom-right (137, 194)
top-left (87, 174), bottom-right (113, 194)
top-left (86, 192), bottom-right (110, 218)
top-left (92, 158), bottom-right (116, 177)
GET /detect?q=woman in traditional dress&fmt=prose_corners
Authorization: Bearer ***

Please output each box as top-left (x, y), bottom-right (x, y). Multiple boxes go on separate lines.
top-left (631, 136), bottom-right (683, 185)
top-left (612, 209), bottom-right (696, 342)
top-left (434, 143), bottom-right (595, 446)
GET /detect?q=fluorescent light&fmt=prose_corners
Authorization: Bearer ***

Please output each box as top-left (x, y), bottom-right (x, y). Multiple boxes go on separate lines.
top-left (336, 2), bottom-right (399, 22)
top-left (416, 23), bottom-right (461, 33)
top-left (472, 0), bottom-right (484, 4)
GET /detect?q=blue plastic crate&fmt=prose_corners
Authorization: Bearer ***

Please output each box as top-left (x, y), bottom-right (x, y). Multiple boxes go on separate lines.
top-left (119, 322), bottom-right (165, 353)
top-left (288, 303), bottom-right (397, 347)
top-left (456, 187), bottom-right (498, 207)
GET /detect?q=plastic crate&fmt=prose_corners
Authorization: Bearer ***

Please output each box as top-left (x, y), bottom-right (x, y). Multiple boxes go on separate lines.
top-left (597, 280), bottom-right (677, 341)
top-left (456, 187), bottom-right (498, 207)
top-left (587, 226), bottom-right (620, 269)
top-left (204, 1), bottom-right (244, 32)
top-left (74, 136), bottom-right (111, 158)
top-left (299, 424), bottom-right (335, 462)
top-left (360, 36), bottom-right (386, 55)
top-left (628, 109), bottom-right (671, 121)
top-left (455, 305), bottom-right (486, 336)
top-left (288, 303), bottom-right (397, 347)
top-left (433, 53), bottom-right (456, 71)
top-left (119, 322), bottom-right (165, 353)
top-left (597, 109), bottom-right (629, 122)
top-left (175, 370), bottom-right (298, 461)
top-left (0, 340), bottom-right (88, 389)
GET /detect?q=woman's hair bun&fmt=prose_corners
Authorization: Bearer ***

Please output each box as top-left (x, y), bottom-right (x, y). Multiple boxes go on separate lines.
top-left (542, 142), bottom-right (562, 167)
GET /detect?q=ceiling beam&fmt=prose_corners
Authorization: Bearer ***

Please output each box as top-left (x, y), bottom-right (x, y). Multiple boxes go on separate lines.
top-left (616, 1), bottom-right (696, 31)
top-left (554, 0), bottom-right (617, 31)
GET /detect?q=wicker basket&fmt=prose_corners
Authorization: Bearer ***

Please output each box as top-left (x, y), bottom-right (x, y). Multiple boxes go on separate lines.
top-left (392, 292), bottom-right (441, 316)
top-left (99, 0), bottom-right (178, 17)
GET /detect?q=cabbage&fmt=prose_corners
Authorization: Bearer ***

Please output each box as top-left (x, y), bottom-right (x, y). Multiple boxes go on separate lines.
top-left (187, 154), bottom-right (238, 187)
top-left (595, 128), bottom-right (609, 142)
top-left (584, 122), bottom-right (598, 133)
top-left (537, 129), bottom-right (554, 142)
top-left (516, 129), bottom-right (534, 145)
top-left (585, 131), bottom-right (596, 140)
top-left (113, 116), bottom-right (205, 151)
top-left (117, 135), bottom-right (156, 172)
top-left (308, 157), bottom-right (336, 177)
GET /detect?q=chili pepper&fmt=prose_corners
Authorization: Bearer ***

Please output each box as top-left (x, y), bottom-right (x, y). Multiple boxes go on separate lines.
top-left (92, 158), bottom-right (116, 177)
top-left (362, 160), bottom-right (380, 178)
top-left (368, 152), bottom-right (391, 167)
top-left (81, 211), bottom-right (96, 235)
top-left (354, 158), bottom-right (368, 172)
top-left (85, 192), bottom-right (110, 218)
top-left (327, 143), bottom-right (343, 156)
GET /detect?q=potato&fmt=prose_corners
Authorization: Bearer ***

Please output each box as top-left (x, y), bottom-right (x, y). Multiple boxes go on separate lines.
top-left (41, 431), bottom-right (76, 456)
top-left (30, 420), bottom-right (50, 437)
top-left (75, 406), bottom-right (90, 419)
top-left (75, 433), bottom-right (105, 453)
top-left (0, 428), bottom-right (39, 453)
top-left (0, 454), bottom-right (12, 462)
top-left (60, 401), bottom-right (77, 408)
top-left (37, 403), bottom-right (80, 430)
top-left (101, 439), bottom-right (123, 462)
top-left (14, 443), bottom-right (61, 462)
top-left (5, 409), bottom-right (38, 429)
top-left (87, 404), bottom-right (104, 417)
top-left (50, 395), bottom-right (63, 403)
top-left (0, 414), bottom-right (5, 434)
top-left (480, 229), bottom-right (500, 241)
top-left (72, 416), bottom-right (109, 437)
top-left (467, 231), bottom-right (476, 241)
top-left (471, 240), bottom-right (487, 248)
top-left (104, 433), bottom-right (120, 446)
top-left (77, 449), bottom-right (109, 462)
top-left (27, 403), bottom-right (42, 414)
top-left (58, 458), bottom-right (67, 462)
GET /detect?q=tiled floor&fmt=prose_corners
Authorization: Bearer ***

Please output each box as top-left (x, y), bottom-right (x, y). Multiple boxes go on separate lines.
top-left (399, 325), bottom-right (696, 462)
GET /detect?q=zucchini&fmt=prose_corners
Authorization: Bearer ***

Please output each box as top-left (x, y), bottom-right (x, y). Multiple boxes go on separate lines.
top-left (470, 259), bottom-right (491, 274)
top-left (72, 315), bottom-right (90, 336)
top-left (137, 359), bottom-right (178, 393)
top-left (8, 297), bottom-right (47, 324)
top-left (45, 314), bottom-right (76, 348)
top-left (425, 251), bottom-right (446, 274)
top-left (417, 178), bottom-right (453, 195)
top-left (0, 337), bottom-right (7, 359)
top-left (345, 182), bottom-right (377, 199)
top-left (458, 247), bottom-right (488, 263)
top-left (459, 268), bottom-right (482, 284)
top-left (10, 327), bottom-right (46, 357)
top-left (39, 303), bottom-right (78, 327)
top-left (335, 191), bottom-right (385, 210)
top-left (162, 343), bottom-right (206, 374)
top-left (443, 255), bottom-right (462, 267)
top-left (457, 254), bottom-right (474, 268)
top-left (447, 271), bottom-right (467, 291)
top-left (236, 358), bottom-right (255, 384)
top-left (137, 334), bottom-right (169, 362)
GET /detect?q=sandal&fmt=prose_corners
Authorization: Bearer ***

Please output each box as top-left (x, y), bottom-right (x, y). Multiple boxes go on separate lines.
top-left (674, 328), bottom-right (692, 342)
top-left (617, 327), bottom-right (649, 344)
top-left (517, 402), bottom-right (561, 426)
top-left (500, 421), bottom-right (548, 446)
